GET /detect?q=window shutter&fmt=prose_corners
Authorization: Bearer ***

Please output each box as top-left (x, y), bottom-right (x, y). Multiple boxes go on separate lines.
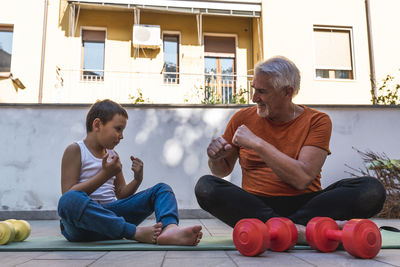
top-left (314, 29), bottom-right (352, 70)
top-left (204, 36), bottom-right (235, 57)
top-left (82, 30), bottom-right (105, 42)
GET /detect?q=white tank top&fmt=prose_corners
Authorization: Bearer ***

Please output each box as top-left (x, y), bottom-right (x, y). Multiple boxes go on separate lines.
top-left (76, 140), bottom-right (117, 204)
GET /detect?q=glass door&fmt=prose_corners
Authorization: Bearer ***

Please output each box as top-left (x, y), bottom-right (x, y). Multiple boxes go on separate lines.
top-left (205, 57), bottom-right (235, 103)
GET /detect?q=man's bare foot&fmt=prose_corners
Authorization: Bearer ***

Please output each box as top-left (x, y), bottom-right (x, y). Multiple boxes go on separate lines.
top-left (295, 224), bottom-right (308, 245)
top-left (133, 222), bottom-right (162, 244)
top-left (157, 224), bottom-right (203, 246)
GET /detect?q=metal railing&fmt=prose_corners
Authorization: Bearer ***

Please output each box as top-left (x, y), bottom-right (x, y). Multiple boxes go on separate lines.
top-left (56, 69), bottom-right (253, 104)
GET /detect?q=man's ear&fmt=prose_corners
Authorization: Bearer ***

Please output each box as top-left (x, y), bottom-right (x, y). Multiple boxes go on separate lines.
top-left (285, 86), bottom-right (294, 98)
top-left (92, 118), bottom-right (102, 131)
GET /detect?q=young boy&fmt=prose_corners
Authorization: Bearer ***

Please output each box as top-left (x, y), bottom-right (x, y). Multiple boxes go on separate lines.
top-left (58, 99), bottom-right (202, 245)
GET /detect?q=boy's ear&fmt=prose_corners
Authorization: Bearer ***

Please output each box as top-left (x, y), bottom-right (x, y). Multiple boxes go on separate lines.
top-left (92, 118), bottom-right (102, 131)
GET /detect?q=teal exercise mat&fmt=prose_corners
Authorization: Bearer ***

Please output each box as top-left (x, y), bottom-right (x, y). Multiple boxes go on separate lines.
top-left (0, 230), bottom-right (398, 251)
top-left (379, 228), bottom-right (400, 248)
top-left (0, 236), bottom-right (236, 251)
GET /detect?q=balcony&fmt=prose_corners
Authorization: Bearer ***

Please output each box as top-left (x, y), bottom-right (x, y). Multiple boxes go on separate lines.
top-left (55, 69), bottom-right (254, 104)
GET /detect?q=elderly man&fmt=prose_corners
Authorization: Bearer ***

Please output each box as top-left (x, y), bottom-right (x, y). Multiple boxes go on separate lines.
top-left (195, 56), bottom-right (386, 242)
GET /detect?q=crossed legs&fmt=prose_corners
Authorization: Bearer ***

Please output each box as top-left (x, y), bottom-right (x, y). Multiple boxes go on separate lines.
top-left (195, 175), bottom-right (386, 239)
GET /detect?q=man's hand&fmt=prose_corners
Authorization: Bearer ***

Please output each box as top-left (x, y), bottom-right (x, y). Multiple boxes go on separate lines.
top-left (102, 153), bottom-right (122, 178)
top-left (130, 156), bottom-right (144, 181)
top-left (232, 125), bottom-right (262, 150)
top-left (207, 137), bottom-right (233, 160)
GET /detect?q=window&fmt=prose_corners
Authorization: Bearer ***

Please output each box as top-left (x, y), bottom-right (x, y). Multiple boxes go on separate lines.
top-left (163, 34), bottom-right (179, 84)
top-left (0, 26), bottom-right (13, 73)
top-left (314, 27), bottom-right (354, 80)
top-left (81, 29), bottom-right (105, 81)
top-left (204, 36), bottom-right (236, 103)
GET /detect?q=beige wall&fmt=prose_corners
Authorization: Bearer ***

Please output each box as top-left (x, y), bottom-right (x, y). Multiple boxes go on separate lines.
top-left (369, 0), bottom-right (400, 84)
top-left (41, 6), bottom-right (255, 103)
top-left (2, 0), bottom-right (399, 104)
top-left (0, 0), bottom-right (45, 103)
top-left (261, 0), bottom-right (372, 104)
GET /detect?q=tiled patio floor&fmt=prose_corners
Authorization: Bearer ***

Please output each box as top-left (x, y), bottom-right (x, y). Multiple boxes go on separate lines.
top-left (1, 218), bottom-right (400, 267)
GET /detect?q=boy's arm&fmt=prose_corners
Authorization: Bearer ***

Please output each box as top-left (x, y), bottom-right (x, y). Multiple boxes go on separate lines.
top-left (61, 143), bottom-right (121, 195)
top-left (114, 156), bottom-right (143, 199)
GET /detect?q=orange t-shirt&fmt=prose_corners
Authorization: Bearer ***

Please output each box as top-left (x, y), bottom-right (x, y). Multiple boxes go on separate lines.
top-left (222, 105), bottom-right (332, 197)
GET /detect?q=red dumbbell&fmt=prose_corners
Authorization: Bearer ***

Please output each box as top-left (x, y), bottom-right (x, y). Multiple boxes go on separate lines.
top-left (306, 217), bottom-right (381, 259)
top-left (233, 217), bottom-right (298, 256)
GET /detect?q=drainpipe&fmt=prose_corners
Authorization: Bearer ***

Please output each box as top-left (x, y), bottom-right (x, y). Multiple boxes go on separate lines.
top-left (38, 0), bottom-right (49, 103)
top-left (365, 0), bottom-right (377, 104)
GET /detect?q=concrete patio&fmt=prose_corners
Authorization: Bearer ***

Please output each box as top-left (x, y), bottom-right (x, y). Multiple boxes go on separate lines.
top-left (1, 218), bottom-right (400, 267)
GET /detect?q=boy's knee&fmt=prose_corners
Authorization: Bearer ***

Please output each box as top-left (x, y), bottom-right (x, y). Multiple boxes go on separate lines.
top-left (154, 182), bottom-right (173, 193)
top-left (195, 175), bottom-right (218, 201)
top-left (58, 190), bottom-right (90, 219)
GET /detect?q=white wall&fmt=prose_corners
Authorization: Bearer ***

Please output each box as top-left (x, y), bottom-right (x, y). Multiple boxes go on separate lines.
top-left (0, 105), bottom-right (399, 212)
top-left (369, 0), bottom-right (400, 83)
top-left (0, 0), bottom-right (45, 103)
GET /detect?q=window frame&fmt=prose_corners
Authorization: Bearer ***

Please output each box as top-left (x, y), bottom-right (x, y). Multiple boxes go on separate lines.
top-left (313, 25), bottom-right (356, 81)
top-left (202, 33), bottom-right (238, 103)
top-left (162, 31), bottom-right (181, 85)
top-left (0, 25), bottom-right (14, 75)
top-left (80, 26), bottom-right (107, 82)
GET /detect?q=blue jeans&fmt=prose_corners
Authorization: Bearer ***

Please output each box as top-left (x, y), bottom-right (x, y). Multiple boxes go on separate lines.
top-left (57, 183), bottom-right (179, 242)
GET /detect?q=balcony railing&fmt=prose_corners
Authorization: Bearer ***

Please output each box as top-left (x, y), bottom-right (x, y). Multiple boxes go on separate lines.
top-left (55, 69), bottom-right (254, 104)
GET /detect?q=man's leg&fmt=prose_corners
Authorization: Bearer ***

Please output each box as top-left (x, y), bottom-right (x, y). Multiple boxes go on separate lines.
top-left (195, 175), bottom-right (281, 227)
top-left (57, 190), bottom-right (136, 242)
top-left (289, 177), bottom-right (386, 226)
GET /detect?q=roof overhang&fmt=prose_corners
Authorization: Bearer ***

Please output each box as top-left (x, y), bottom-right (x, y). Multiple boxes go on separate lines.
top-left (68, 0), bottom-right (261, 17)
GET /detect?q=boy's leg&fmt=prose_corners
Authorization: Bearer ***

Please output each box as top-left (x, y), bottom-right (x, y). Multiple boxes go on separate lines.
top-left (107, 182), bottom-right (202, 246)
top-left (105, 183), bottom-right (179, 228)
top-left (289, 177), bottom-right (386, 226)
top-left (195, 175), bottom-right (282, 228)
top-left (58, 190), bottom-right (136, 242)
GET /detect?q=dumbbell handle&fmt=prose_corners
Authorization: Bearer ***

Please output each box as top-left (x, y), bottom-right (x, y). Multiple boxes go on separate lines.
top-left (269, 228), bottom-right (279, 240)
top-left (325, 229), bottom-right (342, 242)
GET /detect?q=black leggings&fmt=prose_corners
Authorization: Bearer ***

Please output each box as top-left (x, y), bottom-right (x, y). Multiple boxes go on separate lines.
top-left (195, 175), bottom-right (386, 227)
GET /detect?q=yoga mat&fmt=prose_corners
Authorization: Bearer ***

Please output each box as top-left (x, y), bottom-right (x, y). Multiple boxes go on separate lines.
top-left (0, 236), bottom-right (235, 251)
top-left (0, 230), bottom-right (398, 251)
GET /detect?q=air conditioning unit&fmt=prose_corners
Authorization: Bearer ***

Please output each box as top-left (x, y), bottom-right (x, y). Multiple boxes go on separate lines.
top-left (132, 24), bottom-right (162, 49)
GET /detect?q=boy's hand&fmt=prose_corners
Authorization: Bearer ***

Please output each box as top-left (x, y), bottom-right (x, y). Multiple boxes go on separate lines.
top-left (102, 153), bottom-right (122, 177)
top-left (130, 156), bottom-right (143, 181)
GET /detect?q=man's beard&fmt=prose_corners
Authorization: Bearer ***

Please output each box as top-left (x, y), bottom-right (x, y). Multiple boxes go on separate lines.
top-left (256, 103), bottom-right (269, 118)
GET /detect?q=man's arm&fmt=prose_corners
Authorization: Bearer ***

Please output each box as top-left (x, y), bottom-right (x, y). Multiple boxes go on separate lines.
top-left (233, 125), bottom-right (328, 190)
top-left (207, 137), bottom-right (239, 177)
top-left (61, 143), bottom-right (121, 195)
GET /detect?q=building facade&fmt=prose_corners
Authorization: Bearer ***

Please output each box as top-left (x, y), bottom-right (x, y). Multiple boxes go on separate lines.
top-left (0, 0), bottom-right (399, 104)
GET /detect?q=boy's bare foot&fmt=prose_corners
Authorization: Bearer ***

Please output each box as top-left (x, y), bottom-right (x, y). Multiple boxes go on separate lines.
top-left (157, 224), bottom-right (203, 246)
top-left (133, 222), bottom-right (162, 244)
top-left (295, 224), bottom-right (308, 245)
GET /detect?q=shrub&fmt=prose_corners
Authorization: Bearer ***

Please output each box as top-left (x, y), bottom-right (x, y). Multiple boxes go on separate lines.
top-left (346, 148), bottom-right (400, 218)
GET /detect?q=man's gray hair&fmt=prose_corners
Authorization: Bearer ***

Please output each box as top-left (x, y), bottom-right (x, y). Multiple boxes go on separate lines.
top-left (255, 56), bottom-right (301, 97)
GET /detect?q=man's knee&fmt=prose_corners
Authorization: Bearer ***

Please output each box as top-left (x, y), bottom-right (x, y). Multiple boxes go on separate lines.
top-left (195, 175), bottom-right (219, 202)
top-left (357, 177), bottom-right (386, 216)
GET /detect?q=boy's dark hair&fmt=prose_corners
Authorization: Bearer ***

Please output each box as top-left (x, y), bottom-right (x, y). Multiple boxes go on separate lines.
top-left (86, 99), bottom-right (128, 132)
